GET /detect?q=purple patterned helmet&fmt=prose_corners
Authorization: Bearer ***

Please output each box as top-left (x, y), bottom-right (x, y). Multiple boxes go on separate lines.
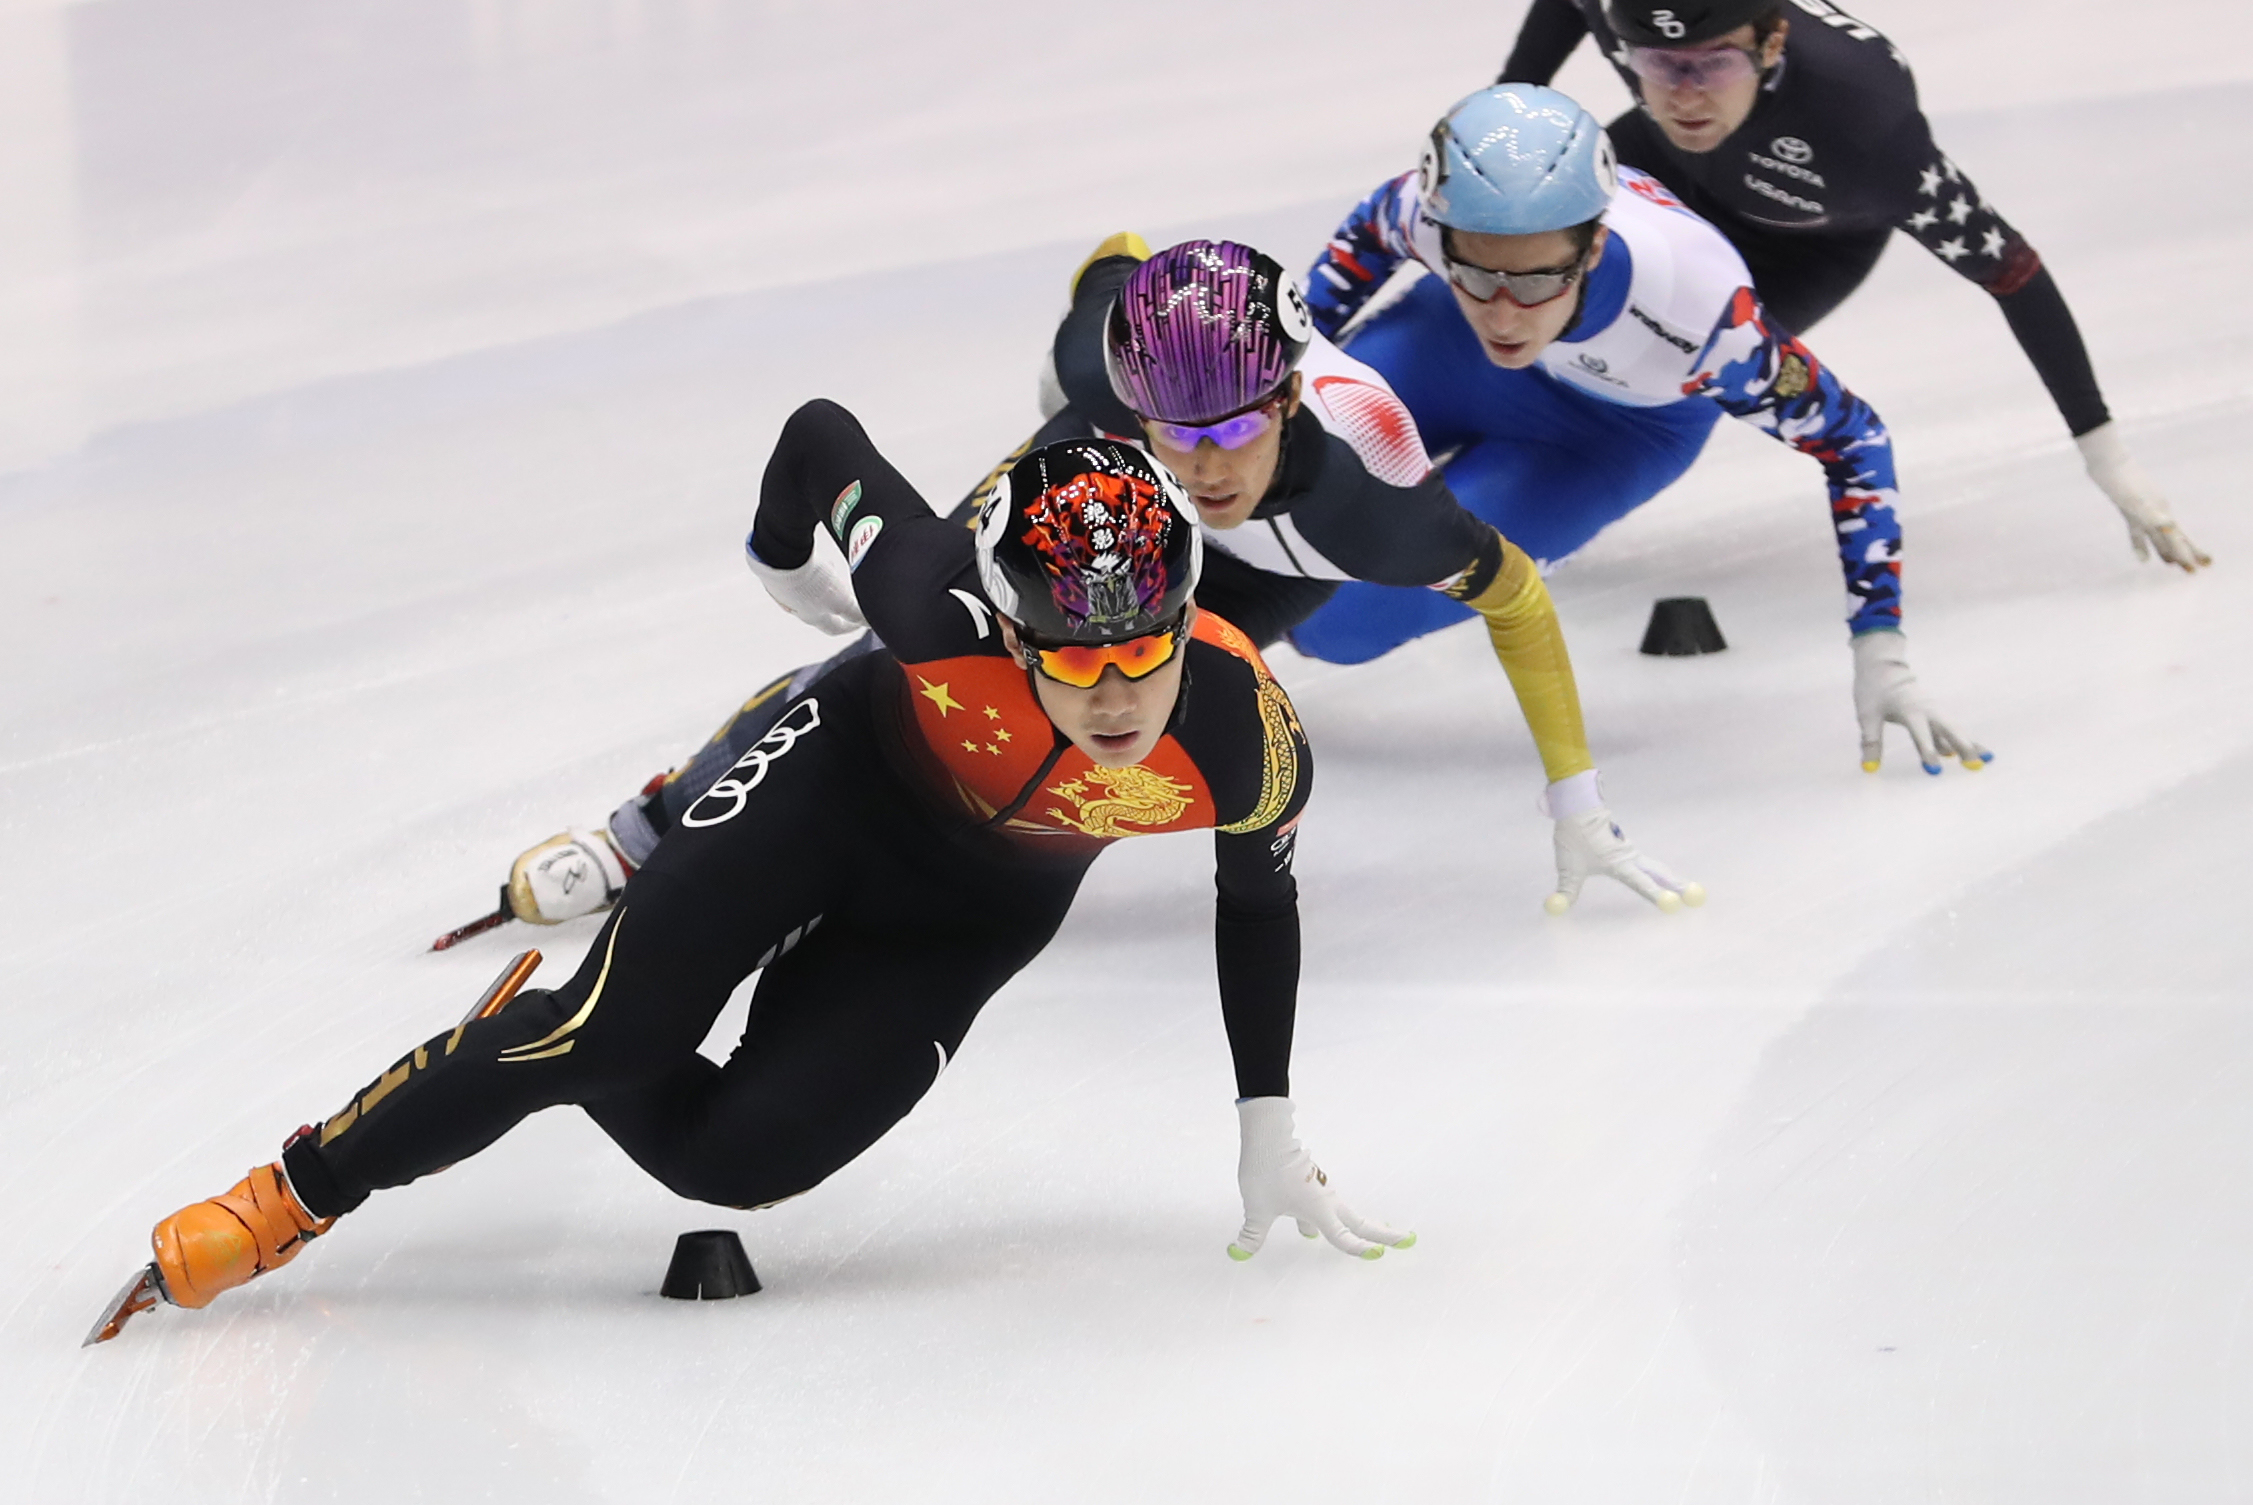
top-left (1104, 241), bottom-right (1315, 425)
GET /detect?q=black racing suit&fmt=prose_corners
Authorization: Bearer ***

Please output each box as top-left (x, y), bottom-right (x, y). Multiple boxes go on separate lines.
top-left (1501, 0), bottom-right (2111, 435)
top-left (286, 400), bottom-right (1312, 1221)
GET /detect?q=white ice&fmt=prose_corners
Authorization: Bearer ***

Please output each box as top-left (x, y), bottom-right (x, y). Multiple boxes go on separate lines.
top-left (4, 1), bottom-right (2250, 1499)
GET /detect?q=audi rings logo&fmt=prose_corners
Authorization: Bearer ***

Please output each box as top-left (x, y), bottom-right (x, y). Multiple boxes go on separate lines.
top-left (679, 699), bottom-right (823, 828)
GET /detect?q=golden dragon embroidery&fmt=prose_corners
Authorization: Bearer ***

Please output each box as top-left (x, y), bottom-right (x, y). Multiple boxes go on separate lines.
top-left (1044, 764), bottom-right (1197, 837)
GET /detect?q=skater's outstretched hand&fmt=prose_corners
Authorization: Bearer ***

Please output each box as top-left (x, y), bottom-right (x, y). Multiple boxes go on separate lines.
top-left (2078, 421), bottom-right (2211, 573)
top-left (744, 541), bottom-right (866, 635)
top-left (1227, 1098), bottom-right (1412, 1262)
top-left (1851, 629), bottom-right (1991, 776)
top-left (1543, 771), bottom-right (1704, 915)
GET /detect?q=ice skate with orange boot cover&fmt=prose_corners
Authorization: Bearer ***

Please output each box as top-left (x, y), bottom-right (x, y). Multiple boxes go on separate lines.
top-left (84, 950), bottom-right (543, 1345)
top-left (84, 1156), bottom-right (332, 1345)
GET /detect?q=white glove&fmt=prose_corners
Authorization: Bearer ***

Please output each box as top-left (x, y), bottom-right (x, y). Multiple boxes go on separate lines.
top-left (1851, 628), bottom-right (1990, 776)
top-left (506, 827), bottom-right (632, 924)
top-left (2077, 421), bottom-right (2210, 572)
top-left (744, 541), bottom-right (866, 635)
top-left (1227, 1097), bottom-right (1413, 1262)
top-left (1541, 770), bottom-right (1705, 915)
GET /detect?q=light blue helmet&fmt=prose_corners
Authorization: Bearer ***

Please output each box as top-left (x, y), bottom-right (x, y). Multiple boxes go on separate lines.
top-left (1419, 85), bottom-right (1617, 235)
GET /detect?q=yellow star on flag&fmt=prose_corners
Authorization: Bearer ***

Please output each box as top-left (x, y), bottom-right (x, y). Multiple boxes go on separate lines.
top-left (918, 677), bottom-right (964, 716)
top-left (961, 738), bottom-right (979, 753)
top-left (982, 705), bottom-right (1000, 720)
top-left (994, 727), bottom-right (1012, 743)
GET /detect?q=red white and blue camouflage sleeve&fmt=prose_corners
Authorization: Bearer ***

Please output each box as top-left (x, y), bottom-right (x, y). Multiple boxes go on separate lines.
top-left (1684, 288), bottom-right (1905, 635)
top-left (1304, 172), bottom-right (1425, 341)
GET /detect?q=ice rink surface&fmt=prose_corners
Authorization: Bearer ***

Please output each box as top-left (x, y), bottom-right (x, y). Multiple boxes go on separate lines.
top-left (3, 1), bottom-right (2249, 1498)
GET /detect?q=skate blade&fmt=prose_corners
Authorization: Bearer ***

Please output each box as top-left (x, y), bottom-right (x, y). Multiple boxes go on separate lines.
top-left (458, 949), bottom-right (542, 1026)
top-left (83, 1264), bottom-right (166, 1347)
top-left (431, 889), bottom-right (514, 952)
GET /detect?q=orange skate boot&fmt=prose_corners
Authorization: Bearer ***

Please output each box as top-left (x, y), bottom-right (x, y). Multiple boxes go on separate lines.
top-left (85, 952), bottom-right (541, 1346)
top-left (86, 1152), bottom-right (335, 1344)
top-left (152, 1159), bottom-right (333, 1308)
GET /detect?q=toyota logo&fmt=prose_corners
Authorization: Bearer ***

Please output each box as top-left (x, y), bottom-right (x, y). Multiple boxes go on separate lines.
top-left (1771, 136), bottom-right (1813, 165)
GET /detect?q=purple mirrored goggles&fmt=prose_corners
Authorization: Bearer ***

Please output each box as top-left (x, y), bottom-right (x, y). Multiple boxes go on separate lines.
top-left (1144, 389), bottom-right (1290, 452)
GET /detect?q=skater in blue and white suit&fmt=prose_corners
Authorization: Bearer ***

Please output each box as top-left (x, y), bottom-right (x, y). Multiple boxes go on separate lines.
top-left (1298, 83), bottom-right (1988, 776)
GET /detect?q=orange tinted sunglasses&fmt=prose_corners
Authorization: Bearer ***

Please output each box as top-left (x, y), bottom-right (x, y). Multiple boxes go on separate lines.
top-left (1019, 618), bottom-right (1188, 689)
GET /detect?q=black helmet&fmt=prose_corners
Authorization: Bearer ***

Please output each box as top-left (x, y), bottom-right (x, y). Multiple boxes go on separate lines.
top-left (974, 439), bottom-right (1201, 642)
top-left (1607, 0), bottom-right (1777, 48)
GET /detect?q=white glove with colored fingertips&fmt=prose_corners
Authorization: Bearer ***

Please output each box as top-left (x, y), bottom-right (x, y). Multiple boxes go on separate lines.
top-left (2077, 421), bottom-right (2210, 572)
top-left (1227, 1097), bottom-right (1413, 1262)
top-left (744, 540), bottom-right (866, 636)
top-left (1851, 628), bottom-right (1990, 776)
top-left (1542, 771), bottom-right (1704, 915)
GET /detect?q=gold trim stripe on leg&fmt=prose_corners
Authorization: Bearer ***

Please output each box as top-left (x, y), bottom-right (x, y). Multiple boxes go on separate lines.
top-left (499, 910), bottom-right (625, 1062)
top-left (358, 1060), bottom-right (414, 1113)
top-left (318, 1103), bottom-right (358, 1146)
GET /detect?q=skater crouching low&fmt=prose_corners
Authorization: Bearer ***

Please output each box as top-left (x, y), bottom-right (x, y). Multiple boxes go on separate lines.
top-left (90, 405), bottom-right (1411, 1343)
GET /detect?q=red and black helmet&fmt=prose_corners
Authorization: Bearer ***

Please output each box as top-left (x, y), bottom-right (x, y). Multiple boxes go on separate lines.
top-left (974, 439), bottom-right (1201, 643)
